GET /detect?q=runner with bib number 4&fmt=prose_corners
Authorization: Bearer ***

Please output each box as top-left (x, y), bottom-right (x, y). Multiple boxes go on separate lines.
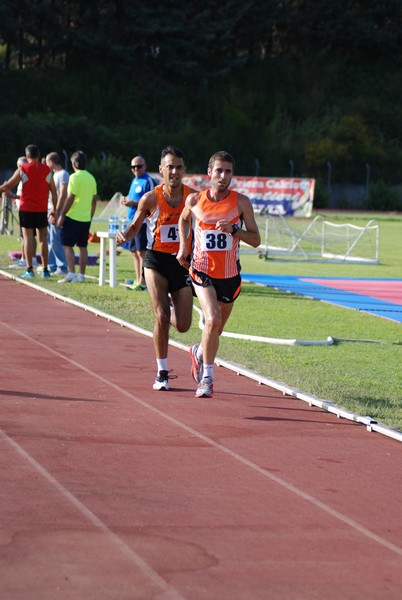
top-left (116, 145), bottom-right (197, 391)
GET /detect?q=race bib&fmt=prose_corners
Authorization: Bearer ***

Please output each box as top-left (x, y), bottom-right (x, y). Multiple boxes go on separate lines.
top-left (200, 230), bottom-right (233, 251)
top-left (159, 224), bottom-right (179, 243)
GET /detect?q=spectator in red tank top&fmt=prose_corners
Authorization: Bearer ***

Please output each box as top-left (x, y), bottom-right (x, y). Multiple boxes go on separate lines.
top-left (0, 144), bottom-right (57, 279)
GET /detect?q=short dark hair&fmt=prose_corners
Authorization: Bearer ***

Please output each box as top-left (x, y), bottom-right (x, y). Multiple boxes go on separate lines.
top-left (160, 145), bottom-right (185, 162)
top-left (208, 151), bottom-right (235, 172)
top-left (47, 152), bottom-right (61, 165)
top-left (71, 150), bottom-right (87, 170)
top-left (25, 144), bottom-right (40, 159)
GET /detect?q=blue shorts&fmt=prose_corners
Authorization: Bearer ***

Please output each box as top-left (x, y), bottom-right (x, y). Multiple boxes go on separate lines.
top-left (60, 216), bottom-right (91, 248)
top-left (129, 222), bottom-right (147, 252)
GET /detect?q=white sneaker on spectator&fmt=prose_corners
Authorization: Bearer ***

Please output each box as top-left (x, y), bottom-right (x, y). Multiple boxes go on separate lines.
top-left (76, 274), bottom-right (86, 283)
top-left (9, 258), bottom-right (26, 269)
top-left (53, 267), bottom-right (68, 276)
top-left (58, 272), bottom-right (78, 283)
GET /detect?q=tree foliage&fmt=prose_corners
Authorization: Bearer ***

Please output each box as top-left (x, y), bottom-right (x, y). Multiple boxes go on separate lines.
top-left (1, 0), bottom-right (402, 199)
top-left (3, 1), bottom-right (401, 75)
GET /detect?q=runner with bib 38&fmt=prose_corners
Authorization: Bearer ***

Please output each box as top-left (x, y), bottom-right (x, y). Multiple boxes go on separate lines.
top-left (177, 150), bottom-right (261, 399)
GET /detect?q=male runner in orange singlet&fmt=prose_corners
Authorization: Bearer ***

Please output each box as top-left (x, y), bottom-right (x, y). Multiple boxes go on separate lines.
top-left (116, 145), bottom-right (196, 391)
top-left (177, 150), bottom-right (261, 398)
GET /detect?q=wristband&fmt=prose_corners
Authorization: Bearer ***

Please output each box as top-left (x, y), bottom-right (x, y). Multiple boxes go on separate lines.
top-left (230, 224), bottom-right (240, 236)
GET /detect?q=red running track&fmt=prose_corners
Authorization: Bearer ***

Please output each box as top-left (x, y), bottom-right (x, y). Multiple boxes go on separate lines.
top-left (1, 274), bottom-right (402, 599)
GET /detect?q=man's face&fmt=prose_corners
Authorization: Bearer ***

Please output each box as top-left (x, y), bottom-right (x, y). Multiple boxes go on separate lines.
top-left (130, 157), bottom-right (146, 177)
top-left (159, 154), bottom-right (186, 188)
top-left (208, 160), bottom-right (233, 192)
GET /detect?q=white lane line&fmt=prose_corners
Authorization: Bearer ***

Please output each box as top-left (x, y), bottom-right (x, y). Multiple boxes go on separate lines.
top-left (2, 270), bottom-right (401, 443)
top-left (0, 429), bottom-right (186, 600)
top-left (2, 318), bottom-right (402, 561)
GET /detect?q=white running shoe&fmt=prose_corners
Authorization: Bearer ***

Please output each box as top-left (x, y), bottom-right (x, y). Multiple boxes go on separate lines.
top-left (189, 343), bottom-right (203, 384)
top-left (195, 376), bottom-right (214, 398)
top-left (58, 273), bottom-right (78, 283)
top-left (152, 369), bottom-right (178, 391)
top-left (153, 370), bottom-right (170, 391)
top-left (76, 273), bottom-right (86, 283)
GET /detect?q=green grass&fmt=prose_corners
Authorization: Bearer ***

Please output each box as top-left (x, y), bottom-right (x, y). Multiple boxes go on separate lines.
top-left (1, 209), bottom-right (402, 429)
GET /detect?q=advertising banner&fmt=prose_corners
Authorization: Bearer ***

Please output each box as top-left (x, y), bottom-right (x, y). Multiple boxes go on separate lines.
top-left (181, 175), bottom-right (315, 217)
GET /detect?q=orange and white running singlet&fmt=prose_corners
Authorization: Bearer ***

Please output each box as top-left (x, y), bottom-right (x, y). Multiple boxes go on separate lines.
top-left (190, 190), bottom-right (240, 279)
top-left (146, 184), bottom-right (192, 254)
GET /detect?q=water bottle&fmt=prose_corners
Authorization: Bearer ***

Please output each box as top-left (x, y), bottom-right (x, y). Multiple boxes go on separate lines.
top-left (108, 215), bottom-right (119, 236)
top-left (120, 217), bottom-right (129, 233)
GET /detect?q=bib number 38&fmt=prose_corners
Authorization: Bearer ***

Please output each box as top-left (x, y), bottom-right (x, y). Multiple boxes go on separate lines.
top-left (201, 231), bottom-right (232, 251)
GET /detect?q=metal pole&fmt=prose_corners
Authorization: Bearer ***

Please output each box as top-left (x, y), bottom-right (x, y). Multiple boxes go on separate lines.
top-left (365, 163), bottom-right (370, 196)
top-left (62, 149), bottom-right (69, 171)
top-left (327, 161), bottom-right (332, 194)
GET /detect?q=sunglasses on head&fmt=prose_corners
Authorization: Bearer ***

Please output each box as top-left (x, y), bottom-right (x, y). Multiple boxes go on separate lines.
top-left (131, 164), bottom-right (145, 168)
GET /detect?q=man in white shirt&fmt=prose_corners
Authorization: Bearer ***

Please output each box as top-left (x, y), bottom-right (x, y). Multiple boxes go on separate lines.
top-left (46, 152), bottom-right (69, 274)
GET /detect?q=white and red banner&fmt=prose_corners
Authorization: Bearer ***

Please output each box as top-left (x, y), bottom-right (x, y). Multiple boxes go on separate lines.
top-left (182, 175), bottom-right (315, 217)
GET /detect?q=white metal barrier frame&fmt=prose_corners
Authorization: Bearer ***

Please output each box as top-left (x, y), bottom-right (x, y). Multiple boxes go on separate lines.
top-left (257, 214), bottom-right (380, 263)
top-left (321, 219), bottom-right (379, 263)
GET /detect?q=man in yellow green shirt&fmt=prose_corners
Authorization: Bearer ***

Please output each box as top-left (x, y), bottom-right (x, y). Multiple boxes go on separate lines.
top-left (57, 151), bottom-right (97, 283)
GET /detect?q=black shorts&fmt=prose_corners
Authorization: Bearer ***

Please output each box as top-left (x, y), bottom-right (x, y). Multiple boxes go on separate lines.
top-left (19, 210), bottom-right (48, 229)
top-left (129, 222), bottom-right (147, 252)
top-left (190, 268), bottom-right (241, 304)
top-left (60, 216), bottom-right (91, 248)
top-left (143, 250), bottom-right (190, 293)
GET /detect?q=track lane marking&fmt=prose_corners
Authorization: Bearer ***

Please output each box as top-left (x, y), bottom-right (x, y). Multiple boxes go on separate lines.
top-left (2, 318), bottom-right (402, 561)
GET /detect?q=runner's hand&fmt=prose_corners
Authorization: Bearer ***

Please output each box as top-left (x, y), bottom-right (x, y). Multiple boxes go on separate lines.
top-left (116, 231), bottom-right (126, 246)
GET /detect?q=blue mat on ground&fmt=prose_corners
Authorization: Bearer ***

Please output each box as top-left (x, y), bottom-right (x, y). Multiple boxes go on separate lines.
top-left (242, 274), bottom-right (402, 324)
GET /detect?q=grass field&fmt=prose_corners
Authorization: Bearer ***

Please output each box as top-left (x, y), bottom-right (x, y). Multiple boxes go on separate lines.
top-left (1, 208), bottom-right (401, 430)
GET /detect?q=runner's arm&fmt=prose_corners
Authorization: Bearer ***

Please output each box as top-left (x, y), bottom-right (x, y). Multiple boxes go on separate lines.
top-left (216, 194), bottom-right (260, 247)
top-left (176, 193), bottom-right (198, 268)
top-left (116, 190), bottom-right (155, 245)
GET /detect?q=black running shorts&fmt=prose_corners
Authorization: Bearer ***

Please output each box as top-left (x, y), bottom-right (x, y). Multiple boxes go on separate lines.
top-left (143, 249), bottom-right (190, 293)
top-left (190, 268), bottom-right (242, 304)
top-left (19, 210), bottom-right (48, 229)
